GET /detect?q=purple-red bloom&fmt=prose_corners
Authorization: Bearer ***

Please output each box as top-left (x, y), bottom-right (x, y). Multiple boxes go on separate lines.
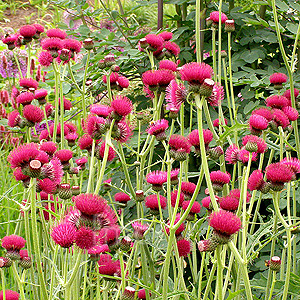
top-left (180, 62), bottom-right (213, 86)
top-left (51, 222), bottom-right (77, 248)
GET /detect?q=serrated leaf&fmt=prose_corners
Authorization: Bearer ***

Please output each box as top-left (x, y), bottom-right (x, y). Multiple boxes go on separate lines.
top-left (226, 289), bottom-right (245, 300)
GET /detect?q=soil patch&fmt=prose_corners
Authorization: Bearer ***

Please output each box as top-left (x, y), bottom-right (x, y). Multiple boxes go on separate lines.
top-left (0, 0), bottom-right (52, 31)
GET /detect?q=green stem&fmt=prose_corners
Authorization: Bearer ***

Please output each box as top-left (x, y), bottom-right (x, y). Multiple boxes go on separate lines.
top-left (11, 264), bottom-right (26, 300)
top-left (82, 50), bottom-right (91, 119)
top-left (215, 246), bottom-right (224, 300)
top-left (196, 0), bottom-right (201, 63)
top-left (212, 28), bottom-right (217, 81)
top-left (218, 0), bottom-right (223, 84)
top-left (227, 32), bottom-right (236, 120)
top-left (86, 140), bottom-right (96, 193)
top-left (268, 271), bottom-right (277, 300)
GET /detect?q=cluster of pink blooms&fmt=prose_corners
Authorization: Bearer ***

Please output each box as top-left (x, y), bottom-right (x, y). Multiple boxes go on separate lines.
top-left (0, 234), bottom-right (31, 271)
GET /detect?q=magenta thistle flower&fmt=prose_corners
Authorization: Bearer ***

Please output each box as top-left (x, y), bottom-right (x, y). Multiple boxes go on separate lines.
top-left (146, 119), bottom-right (169, 141)
top-left (180, 62), bottom-right (213, 86)
top-left (46, 28), bottom-right (67, 39)
top-left (170, 190), bottom-right (185, 207)
top-left (132, 222), bottom-right (148, 240)
top-left (165, 214), bottom-right (185, 236)
top-left (85, 115), bottom-right (106, 139)
top-left (138, 289), bottom-right (152, 300)
top-left (159, 60), bottom-right (177, 71)
top-left (41, 158), bottom-right (63, 184)
top-left (201, 195), bottom-right (220, 211)
top-left (229, 189), bottom-right (251, 203)
top-left (145, 33), bottom-right (164, 51)
top-left (74, 193), bottom-right (108, 216)
top-left (242, 134), bottom-right (267, 153)
top-left (8, 142), bottom-right (40, 169)
top-left (248, 114), bottom-right (268, 135)
top-left (20, 25), bottom-right (36, 38)
top-left (98, 254), bottom-right (117, 276)
top-left (19, 78), bottom-right (38, 90)
top-left (282, 106), bottom-right (299, 121)
top-left (112, 121), bottom-right (133, 143)
top-left (16, 91), bottom-right (34, 106)
top-left (209, 11), bottom-right (228, 24)
top-left (165, 79), bottom-right (186, 113)
top-left (0, 290), bottom-right (20, 300)
top-left (97, 142), bottom-right (116, 161)
top-left (1, 235), bottom-right (26, 251)
top-left (38, 178), bottom-right (58, 194)
top-left (219, 195), bottom-right (239, 211)
top-left (158, 31), bottom-right (173, 41)
top-left (266, 95), bottom-right (289, 109)
top-left (210, 171), bottom-right (230, 191)
top-left (54, 149), bottom-right (73, 164)
top-left (280, 157), bottom-right (300, 175)
top-left (8, 110), bottom-right (22, 128)
top-left (78, 134), bottom-right (94, 151)
top-left (111, 95), bottom-right (133, 120)
top-left (23, 104), bottom-right (44, 125)
top-left (121, 287), bottom-right (136, 300)
top-left (170, 168), bottom-right (180, 185)
top-left (182, 200), bottom-right (201, 220)
top-left (114, 192), bottom-right (131, 204)
top-left (146, 170), bottom-right (167, 191)
top-left (266, 163), bottom-right (295, 191)
top-left (75, 227), bottom-right (96, 250)
top-left (62, 39), bottom-right (82, 54)
top-left (41, 38), bottom-right (63, 52)
top-left (168, 134), bottom-right (191, 161)
top-left (90, 104), bottom-right (112, 118)
top-left (248, 170), bottom-right (266, 192)
top-left (252, 107), bottom-right (273, 121)
top-left (271, 108), bottom-right (290, 128)
top-left (283, 88), bottom-right (299, 105)
top-left (34, 88), bottom-right (48, 104)
top-left (97, 225), bottom-right (121, 245)
top-left (163, 41), bottom-right (180, 57)
top-left (145, 194), bottom-right (167, 213)
top-left (88, 244), bottom-right (110, 260)
top-left (156, 69), bottom-right (176, 88)
top-left (270, 73), bottom-right (287, 89)
top-left (213, 118), bottom-right (228, 127)
top-left (209, 210), bottom-right (241, 242)
top-left (38, 51), bottom-right (53, 67)
top-left (181, 181), bottom-right (197, 199)
top-left (188, 129), bottom-right (213, 154)
top-left (51, 222), bottom-right (77, 248)
top-left (208, 82), bottom-right (224, 106)
top-left (142, 70), bottom-right (161, 89)
top-left (237, 148), bottom-right (258, 164)
top-left (176, 239), bottom-right (191, 257)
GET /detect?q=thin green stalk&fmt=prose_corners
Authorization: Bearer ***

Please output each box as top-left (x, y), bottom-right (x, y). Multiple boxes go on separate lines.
top-left (268, 271), bottom-right (277, 300)
top-left (11, 264), bottom-right (26, 300)
top-left (202, 263), bottom-right (217, 300)
top-left (222, 58), bottom-right (234, 125)
top-left (13, 52), bottom-right (24, 79)
top-left (215, 246), bottom-right (224, 300)
top-left (0, 269), bottom-right (6, 300)
top-left (52, 63), bottom-right (60, 143)
top-left (82, 50), bottom-right (91, 119)
top-left (212, 28), bottom-right (217, 81)
top-left (86, 140), bottom-right (96, 193)
top-left (218, 0), bottom-right (223, 84)
top-left (227, 32), bottom-right (236, 120)
top-left (196, 0), bottom-right (201, 63)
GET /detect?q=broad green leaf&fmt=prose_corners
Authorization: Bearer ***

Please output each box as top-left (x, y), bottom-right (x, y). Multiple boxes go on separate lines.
top-left (226, 290), bottom-right (245, 300)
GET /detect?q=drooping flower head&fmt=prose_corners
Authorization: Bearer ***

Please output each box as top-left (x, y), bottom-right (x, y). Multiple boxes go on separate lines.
top-left (248, 169), bottom-right (268, 193)
top-left (209, 210), bottom-right (241, 243)
top-left (242, 135), bottom-right (267, 153)
top-left (158, 31), bottom-right (173, 41)
top-left (23, 104), bottom-right (44, 125)
top-left (248, 114), bottom-right (269, 135)
top-left (146, 119), bottom-right (169, 141)
top-left (111, 121), bottom-right (133, 143)
top-left (252, 107), bottom-right (273, 121)
top-left (176, 239), bottom-right (191, 257)
top-left (269, 73), bottom-right (287, 89)
top-left (145, 194), bottom-right (167, 214)
top-left (16, 92), bottom-right (34, 105)
top-left (144, 34), bottom-right (164, 52)
top-left (208, 83), bottom-right (224, 106)
top-left (266, 162), bottom-right (295, 191)
top-left (180, 62), bottom-right (213, 89)
top-left (146, 170), bottom-right (167, 191)
top-left (271, 108), bottom-right (290, 129)
top-left (283, 88), bottom-right (299, 106)
top-left (38, 51), bottom-right (53, 67)
top-left (19, 78), bottom-right (38, 90)
top-left (210, 171), bottom-right (230, 191)
top-left (110, 96), bottom-right (133, 120)
top-left (132, 222), bottom-right (149, 240)
top-left (1, 235), bottom-right (26, 251)
top-left (163, 41), bottom-right (180, 57)
top-left (282, 106), bottom-right (299, 121)
top-left (165, 80), bottom-right (186, 115)
top-left (168, 134), bottom-right (191, 161)
top-left (266, 95), bottom-right (289, 109)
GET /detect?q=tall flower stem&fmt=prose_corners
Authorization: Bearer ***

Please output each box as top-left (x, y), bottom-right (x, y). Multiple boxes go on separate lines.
top-left (222, 58), bottom-right (234, 125)
top-left (271, 0), bottom-right (300, 154)
top-left (227, 32), bottom-right (236, 121)
top-left (29, 178), bottom-right (48, 300)
top-left (26, 45), bottom-right (31, 78)
top-left (86, 140), bottom-right (96, 193)
top-left (215, 246), bottom-right (224, 300)
top-left (52, 62), bottom-right (60, 144)
top-left (82, 50), bottom-right (91, 120)
top-left (272, 191), bottom-right (291, 300)
top-left (195, 94), bottom-right (218, 211)
top-left (268, 271), bottom-right (277, 300)
top-left (11, 264), bottom-right (26, 300)
top-left (94, 120), bottom-right (115, 194)
top-left (196, 0), bottom-right (201, 63)
top-left (13, 52), bottom-right (24, 79)
top-left (212, 28), bottom-right (217, 81)
top-left (0, 269), bottom-right (6, 300)
top-left (217, 0), bottom-right (223, 84)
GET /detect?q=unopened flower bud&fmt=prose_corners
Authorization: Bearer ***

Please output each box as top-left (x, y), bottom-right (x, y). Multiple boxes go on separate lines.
top-left (0, 257), bottom-right (12, 268)
top-left (111, 64), bottom-right (120, 72)
top-left (139, 38), bottom-right (148, 49)
top-left (267, 256), bottom-right (281, 272)
top-left (84, 38), bottom-right (94, 50)
top-left (121, 286), bottom-right (135, 300)
top-left (98, 59), bottom-right (106, 69)
top-left (19, 256), bottom-right (32, 269)
top-left (60, 49), bottom-right (70, 61)
top-left (199, 79), bottom-right (214, 97)
top-left (135, 190), bottom-right (144, 202)
top-left (197, 239), bottom-right (218, 252)
top-left (71, 185), bottom-right (80, 196)
top-left (58, 183), bottom-right (72, 200)
top-left (225, 20), bottom-right (235, 32)
top-left (221, 50), bottom-right (227, 58)
top-left (120, 236), bottom-right (132, 252)
top-left (104, 54), bottom-right (115, 67)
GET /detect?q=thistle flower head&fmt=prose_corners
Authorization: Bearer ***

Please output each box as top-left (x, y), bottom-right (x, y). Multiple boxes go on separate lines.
top-left (145, 34), bottom-right (164, 51)
top-left (242, 134), bottom-right (267, 153)
top-left (272, 108), bottom-right (290, 128)
top-left (248, 114), bottom-right (268, 134)
top-left (16, 92), bottom-right (34, 105)
top-left (159, 60), bottom-right (177, 71)
top-left (163, 41), bottom-right (180, 56)
top-left (282, 106), bottom-right (299, 121)
top-left (146, 119), bottom-right (169, 141)
top-left (270, 73), bottom-right (287, 87)
top-left (46, 28), bottom-right (67, 39)
top-left (23, 104), bottom-right (44, 124)
top-left (41, 38), bottom-right (63, 52)
top-left (280, 157), bottom-right (300, 174)
top-left (75, 227), bottom-right (95, 249)
top-left (266, 163), bottom-right (294, 191)
top-left (176, 239), bottom-right (191, 257)
top-left (209, 11), bottom-right (228, 24)
top-left (78, 134), bottom-right (94, 151)
top-left (138, 289), bottom-right (152, 300)
top-left (90, 104), bottom-right (112, 118)
top-left (1, 235), bottom-right (26, 251)
top-left (170, 190), bottom-right (185, 207)
top-left (208, 83), bottom-right (224, 106)
top-left (0, 290), bottom-right (20, 300)
top-left (266, 95), bottom-right (289, 109)
top-left (168, 134), bottom-right (191, 161)
top-left (209, 210), bottom-right (241, 236)
top-left (146, 170), bottom-right (167, 191)
top-left (210, 171), bottom-right (230, 191)
top-left (283, 88), bottom-right (299, 105)
top-left (8, 110), bottom-right (22, 128)
top-left (182, 200), bottom-right (201, 214)
top-left (145, 194), bottom-right (167, 212)
top-left (252, 107), bottom-right (273, 121)
top-left (20, 25), bottom-right (37, 38)
top-left (51, 222), bottom-right (77, 248)
top-left (132, 222), bottom-right (148, 240)
top-left (114, 192), bottom-right (131, 204)
top-left (98, 254), bottom-right (118, 276)
top-left (181, 181), bottom-right (197, 199)
top-left (237, 148), bottom-right (258, 164)
top-left (165, 79), bottom-right (186, 113)
top-left (158, 31), bottom-right (173, 41)
top-left (229, 189), bottom-right (251, 203)
top-left (219, 195), bottom-right (239, 211)
top-left (111, 95), bottom-right (133, 119)
top-left (180, 62), bottom-right (213, 86)
top-left (38, 51), bottom-right (53, 67)
top-left (97, 142), bottom-right (115, 161)
top-left (74, 193), bottom-right (108, 216)
top-left (54, 149), bottom-right (73, 163)
top-left (248, 170), bottom-right (265, 191)
top-left (19, 78), bottom-right (38, 90)
top-left (112, 121), bottom-right (133, 143)
top-left (62, 39), bottom-right (82, 53)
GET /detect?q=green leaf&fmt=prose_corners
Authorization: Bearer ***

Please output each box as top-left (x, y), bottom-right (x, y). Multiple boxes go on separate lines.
top-left (275, 0), bottom-right (289, 11)
top-left (219, 123), bottom-right (248, 142)
top-left (226, 290), bottom-right (245, 300)
top-left (286, 23), bottom-right (299, 35)
top-left (62, 82), bottom-right (71, 94)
